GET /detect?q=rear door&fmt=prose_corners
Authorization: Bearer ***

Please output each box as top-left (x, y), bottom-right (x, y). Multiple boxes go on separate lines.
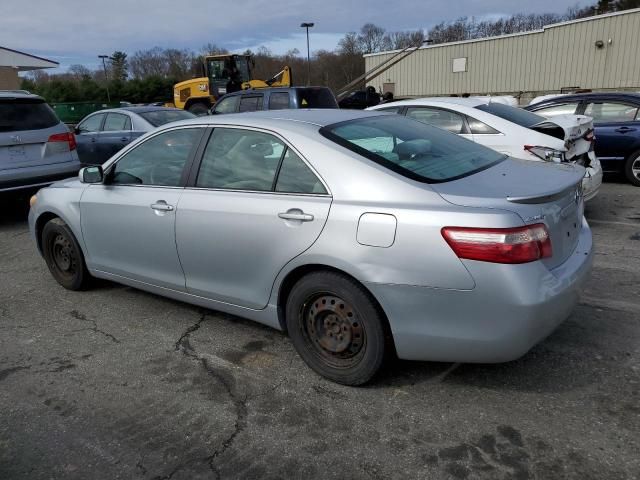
top-left (75, 113), bottom-right (105, 164)
top-left (0, 97), bottom-right (69, 169)
top-left (176, 126), bottom-right (331, 309)
top-left (97, 112), bottom-right (133, 161)
top-left (238, 95), bottom-right (264, 113)
top-left (582, 101), bottom-right (640, 167)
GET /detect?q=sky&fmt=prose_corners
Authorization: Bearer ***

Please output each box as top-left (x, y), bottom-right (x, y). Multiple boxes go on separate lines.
top-left (2, 0), bottom-right (589, 73)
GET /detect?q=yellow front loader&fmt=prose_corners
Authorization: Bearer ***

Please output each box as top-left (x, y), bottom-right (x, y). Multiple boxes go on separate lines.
top-left (173, 54), bottom-right (291, 115)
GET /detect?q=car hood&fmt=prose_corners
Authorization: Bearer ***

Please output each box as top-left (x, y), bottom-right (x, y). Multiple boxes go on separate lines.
top-left (530, 114), bottom-right (593, 159)
top-left (47, 177), bottom-right (83, 189)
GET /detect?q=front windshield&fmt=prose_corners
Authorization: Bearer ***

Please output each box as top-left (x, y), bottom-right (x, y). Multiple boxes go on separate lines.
top-left (320, 115), bottom-right (505, 183)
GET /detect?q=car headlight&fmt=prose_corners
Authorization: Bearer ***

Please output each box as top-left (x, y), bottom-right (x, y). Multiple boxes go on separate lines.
top-left (524, 145), bottom-right (566, 163)
top-left (29, 195), bottom-right (37, 207)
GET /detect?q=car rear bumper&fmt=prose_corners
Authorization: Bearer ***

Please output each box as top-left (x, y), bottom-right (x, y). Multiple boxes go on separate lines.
top-left (582, 155), bottom-right (603, 201)
top-left (0, 159), bottom-right (81, 192)
top-left (366, 217), bottom-right (593, 363)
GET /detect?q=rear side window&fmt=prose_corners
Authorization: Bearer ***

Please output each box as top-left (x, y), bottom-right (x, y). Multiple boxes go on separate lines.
top-left (467, 116), bottom-right (500, 134)
top-left (532, 103), bottom-right (579, 117)
top-left (476, 103), bottom-right (545, 128)
top-left (296, 88), bottom-right (338, 108)
top-left (584, 102), bottom-right (639, 123)
top-left (321, 115), bottom-right (505, 183)
top-left (275, 149), bottom-right (326, 194)
top-left (269, 92), bottom-right (290, 110)
top-left (103, 113), bottom-right (132, 131)
top-left (406, 107), bottom-right (465, 134)
top-left (239, 96), bottom-right (263, 113)
top-left (0, 99), bottom-right (60, 132)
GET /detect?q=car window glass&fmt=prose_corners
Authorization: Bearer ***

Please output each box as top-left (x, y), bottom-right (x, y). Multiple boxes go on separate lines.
top-left (214, 96), bottom-right (239, 114)
top-left (467, 116), bottom-right (500, 134)
top-left (533, 103), bottom-right (579, 117)
top-left (196, 128), bottom-right (283, 191)
top-left (103, 113), bottom-right (131, 132)
top-left (238, 96), bottom-right (263, 113)
top-left (269, 92), bottom-right (290, 110)
top-left (295, 88), bottom-right (338, 108)
top-left (584, 102), bottom-right (639, 123)
top-left (275, 149), bottom-right (326, 194)
top-left (110, 128), bottom-right (199, 186)
top-left (406, 107), bottom-right (464, 134)
top-left (0, 99), bottom-right (60, 132)
top-left (377, 107), bottom-right (401, 114)
top-left (78, 114), bottom-right (104, 133)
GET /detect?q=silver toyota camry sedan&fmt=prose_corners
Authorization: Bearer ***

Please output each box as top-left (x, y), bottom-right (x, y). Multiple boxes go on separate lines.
top-left (29, 110), bottom-right (593, 385)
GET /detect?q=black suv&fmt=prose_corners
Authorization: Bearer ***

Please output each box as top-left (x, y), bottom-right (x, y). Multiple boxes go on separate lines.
top-left (211, 87), bottom-right (338, 114)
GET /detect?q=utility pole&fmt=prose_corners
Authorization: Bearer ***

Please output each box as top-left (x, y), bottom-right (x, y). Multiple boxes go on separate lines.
top-left (300, 22), bottom-right (314, 86)
top-left (98, 55), bottom-right (111, 103)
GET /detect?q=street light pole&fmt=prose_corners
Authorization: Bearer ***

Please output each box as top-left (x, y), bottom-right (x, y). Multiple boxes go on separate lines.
top-left (300, 22), bottom-right (314, 86)
top-left (98, 55), bottom-right (111, 103)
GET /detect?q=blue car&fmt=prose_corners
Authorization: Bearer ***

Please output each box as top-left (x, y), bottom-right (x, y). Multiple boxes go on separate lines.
top-left (526, 93), bottom-right (640, 186)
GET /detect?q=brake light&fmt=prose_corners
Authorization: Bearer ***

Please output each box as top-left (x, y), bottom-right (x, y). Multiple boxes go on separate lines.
top-left (524, 145), bottom-right (565, 163)
top-left (583, 129), bottom-right (595, 142)
top-left (47, 132), bottom-right (77, 151)
top-left (441, 224), bottom-right (552, 264)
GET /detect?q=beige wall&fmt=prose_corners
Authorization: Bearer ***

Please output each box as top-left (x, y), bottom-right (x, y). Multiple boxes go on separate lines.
top-left (365, 9), bottom-right (640, 101)
top-left (0, 67), bottom-right (20, 89)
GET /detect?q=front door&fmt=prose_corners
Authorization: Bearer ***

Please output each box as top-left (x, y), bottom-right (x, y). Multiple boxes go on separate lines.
top-left (80, 127), bottom-right (203, 290)
top-left (96, 112), bottom-right (133, 162)
top-left (176, 127), bottom-right (332, 309)
top-left (75, 113), bottom-right (105, 164)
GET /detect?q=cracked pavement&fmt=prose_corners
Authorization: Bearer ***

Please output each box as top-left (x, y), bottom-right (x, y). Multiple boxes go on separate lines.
top-left (1, 179), bottom-right (639, 480)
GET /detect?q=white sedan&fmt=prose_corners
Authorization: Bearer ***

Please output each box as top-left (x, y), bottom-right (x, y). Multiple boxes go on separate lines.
top-left (369, 97), bottom-right (602, 200)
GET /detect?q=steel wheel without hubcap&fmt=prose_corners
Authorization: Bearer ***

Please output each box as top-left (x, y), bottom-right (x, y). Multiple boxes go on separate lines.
top-left (50, 234), bottom-right (77, 280)
top-left (304, 294), bottom-right (366, 366)
top-left (41, 218), bottom-right (90, 290)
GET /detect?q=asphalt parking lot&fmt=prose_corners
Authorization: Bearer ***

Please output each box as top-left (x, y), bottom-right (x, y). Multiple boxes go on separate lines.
top-left (1, 179), bottom-right (639, 480)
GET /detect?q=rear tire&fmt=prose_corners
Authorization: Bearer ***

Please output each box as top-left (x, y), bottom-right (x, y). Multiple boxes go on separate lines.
top-left (624, 151), bottom-right (640, 187)
top-left (41, 218), bottom-right (90, 290)
top-left (187, 103), bottom-right (209, 116)
top-left (285, 271), bottom-right (388, 385)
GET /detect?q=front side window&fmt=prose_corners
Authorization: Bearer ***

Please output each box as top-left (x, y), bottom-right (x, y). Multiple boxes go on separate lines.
top-left (196, 128), bottom-right (284, 191)
top-left (406, 107), bottom-right (465, 134)
top-left (238, 96), bottom-right (263, 113)
top-left (214, 96), bottom-right (239, 114)
top-left (584, 102), bottom-right (639, 123)
top-left (532, 103), bottom-right (579, 118)
top-left (78, 114), bottom-right (104, 133)
top-left (103, 113), bottom-right (132, 132)
top-left (321, 115), bottom-right (505, 183)
top-left (269, 92), bottom-right (290, 110)
top-left (110, 128), bottom-right (200, 186)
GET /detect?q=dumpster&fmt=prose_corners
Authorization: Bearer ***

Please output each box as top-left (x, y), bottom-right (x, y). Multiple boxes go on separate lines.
top-left (50, 102), bottom-right (120, 125)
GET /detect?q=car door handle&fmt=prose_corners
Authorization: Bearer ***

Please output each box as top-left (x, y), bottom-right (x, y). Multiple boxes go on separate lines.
top-left (615, 126), bottom-right (636, 133)
top-left (151, 202), bottom-right (174, 212)
top-left (120, 137), bottom-right (129, 142)
top-left (278, 211), bottom-right (314, 222)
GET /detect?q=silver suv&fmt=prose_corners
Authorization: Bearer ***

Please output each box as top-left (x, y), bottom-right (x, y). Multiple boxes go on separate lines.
top-left (1, 90), bottom-right (80, 192)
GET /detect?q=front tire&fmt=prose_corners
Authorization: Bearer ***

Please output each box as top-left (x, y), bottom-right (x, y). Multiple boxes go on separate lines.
top-left (41, 218), bottom-right (90, 290)
top-left (624, 151), bottom-right (640, 187)
top-left (286, 272), bottom-right (388, 385)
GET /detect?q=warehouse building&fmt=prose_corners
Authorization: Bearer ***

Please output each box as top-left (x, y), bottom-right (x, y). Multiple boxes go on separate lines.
top-left (0, 46), bottom-right (58, 90)
top-left (365, 8), bottom-right (640, 104)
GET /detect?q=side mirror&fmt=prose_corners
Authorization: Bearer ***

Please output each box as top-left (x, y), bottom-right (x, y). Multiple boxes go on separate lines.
top-left (74, 126), bottom-right (81, 134)
top-left (79, 165), bottom-right (104, 184)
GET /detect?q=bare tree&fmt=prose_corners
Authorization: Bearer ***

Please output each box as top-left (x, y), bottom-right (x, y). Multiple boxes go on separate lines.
top-left (357, 23), bottom-right (387, 54)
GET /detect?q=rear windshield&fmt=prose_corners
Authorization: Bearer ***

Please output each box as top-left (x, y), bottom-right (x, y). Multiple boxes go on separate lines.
top-left (296, 88), bottom-right (338, 109)
top-left (138, 109), bottom-right (196, 127)
top-left (320, 115), bottom-right (505, 183)
top-left (475, 103), bottom-right (545, 128)
top-left (0, 98), bottom-right (60, 132)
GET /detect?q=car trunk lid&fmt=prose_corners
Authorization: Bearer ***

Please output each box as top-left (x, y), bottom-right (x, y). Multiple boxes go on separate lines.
top-left (432, 158), bottom-right (586, 269)
top-left (529, 114), bottom-right (594, 161)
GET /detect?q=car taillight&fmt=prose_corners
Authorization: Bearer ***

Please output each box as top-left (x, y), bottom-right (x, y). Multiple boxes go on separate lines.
top-left (583, 129), bottom-right (595, 142)
top-left (441, 224), bottom-right (552, 264)
top-left (47, 132), bottom-right (77, 151)
top-left (524, 145), bottom-right (565, 163)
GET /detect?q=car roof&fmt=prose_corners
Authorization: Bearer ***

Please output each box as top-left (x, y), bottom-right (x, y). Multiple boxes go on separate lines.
top-left (0, 90), bottom-right (45, 100)
top-left (530, 92), bottom-right (640, 106)
top-left (373, 97), bottom-right (487, 108)
top-left (168, 109), bottom-right (389, 130)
